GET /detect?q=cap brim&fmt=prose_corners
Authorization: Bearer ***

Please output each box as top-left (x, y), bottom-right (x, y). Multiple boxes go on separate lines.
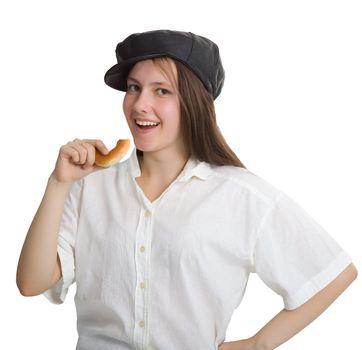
top-left (104, 54), bottom-right (169, 91)
top-left (104, 61), bottom-right (134, 91)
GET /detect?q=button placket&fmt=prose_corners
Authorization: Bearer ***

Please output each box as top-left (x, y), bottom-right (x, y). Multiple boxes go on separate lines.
top-left (133, 208), bottom-right (153, 350)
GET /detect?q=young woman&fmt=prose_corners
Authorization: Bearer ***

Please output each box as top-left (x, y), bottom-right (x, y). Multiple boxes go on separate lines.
top-left (17, 30), bottom-right (357, 350)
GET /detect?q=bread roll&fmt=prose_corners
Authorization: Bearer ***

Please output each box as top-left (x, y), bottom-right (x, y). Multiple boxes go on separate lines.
top-left (95, 139), bottom-right (131, 167)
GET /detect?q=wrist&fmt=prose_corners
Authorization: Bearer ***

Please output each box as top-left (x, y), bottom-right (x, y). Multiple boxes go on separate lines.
top-left (235, 336), bottom-right (271, 350)
top-left (248, 335), bottom-right (272, 350)
top-left (48, 174), bottom-right (73, 192)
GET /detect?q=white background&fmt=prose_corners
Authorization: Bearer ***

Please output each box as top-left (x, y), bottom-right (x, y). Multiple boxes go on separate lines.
top-left (1, 0), bottom-right (361, 348)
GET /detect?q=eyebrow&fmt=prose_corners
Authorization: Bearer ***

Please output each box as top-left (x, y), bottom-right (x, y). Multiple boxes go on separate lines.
top-left (127, 76), bottom-right (172, 87)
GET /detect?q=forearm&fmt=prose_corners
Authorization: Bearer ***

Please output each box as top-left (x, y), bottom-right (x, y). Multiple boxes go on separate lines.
top-left (16, 175), bottom-right (72, 295)
top-left (247, 263), bottom-right (358, 350)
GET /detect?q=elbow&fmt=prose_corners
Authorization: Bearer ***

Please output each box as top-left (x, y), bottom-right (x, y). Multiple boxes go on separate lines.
top-left (17, 267), bottom-right (61, 297)
top-left (16, 277), bottom-right (45, 297)
top-left (16, 279), bottom-right (38, 297)
top-left (345, 263), bottom-right (358, 284)
top-left (16, 273), bottom-right (28, 296)
top-left (16, 265), bottom-right (37, 296)
top-left (17, 285), bottom-right (45, 297)
top-left (349, 263), bottom-right (358, 283)
top-left (17, 284), bottom-right (35, 297)
top-left (337, 262), bottom-right (358, 294)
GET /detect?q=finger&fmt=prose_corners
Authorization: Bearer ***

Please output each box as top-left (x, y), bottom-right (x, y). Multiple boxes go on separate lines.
top-left (82, 139), bottom-right (109, 155)
top-left (61, 144), bottom-right (81, 164)
top-left (80, 142), bottom-right (96, 169)
top-left (67, 142), bottom-right (88, 165)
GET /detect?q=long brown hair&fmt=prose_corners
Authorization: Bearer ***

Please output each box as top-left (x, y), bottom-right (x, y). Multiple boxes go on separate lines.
top-left (136, 57), bottom-right (247, 169)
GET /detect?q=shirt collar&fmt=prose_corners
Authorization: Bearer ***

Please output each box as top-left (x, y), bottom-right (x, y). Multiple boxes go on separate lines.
top-left (127, 147), bottom-right (214, 182)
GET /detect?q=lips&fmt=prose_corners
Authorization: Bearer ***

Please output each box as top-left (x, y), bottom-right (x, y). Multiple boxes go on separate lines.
top-left (134, 119), bottom-right (160, 133)
top-left (135, 119), bottom-right (160, 126)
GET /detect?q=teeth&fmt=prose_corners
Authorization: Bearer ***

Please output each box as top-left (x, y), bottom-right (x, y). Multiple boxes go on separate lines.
top-left (136, 120), bottom-right (160, 126)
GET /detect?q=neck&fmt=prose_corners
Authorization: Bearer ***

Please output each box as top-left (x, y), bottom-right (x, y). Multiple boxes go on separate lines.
top-left (137, 148), bottom-right (190, 183)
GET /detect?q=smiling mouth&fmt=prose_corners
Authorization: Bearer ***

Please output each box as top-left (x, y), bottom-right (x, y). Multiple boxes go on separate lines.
top-left (135, 120), bottom-right (160, 129)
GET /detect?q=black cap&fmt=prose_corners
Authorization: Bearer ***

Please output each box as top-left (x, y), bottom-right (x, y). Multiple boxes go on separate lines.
top-left (104, 29), bottom-right (225, 99)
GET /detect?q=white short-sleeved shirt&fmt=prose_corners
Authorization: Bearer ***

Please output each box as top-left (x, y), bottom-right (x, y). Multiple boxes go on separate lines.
top-left (43, 147), bottom-right (352, 350)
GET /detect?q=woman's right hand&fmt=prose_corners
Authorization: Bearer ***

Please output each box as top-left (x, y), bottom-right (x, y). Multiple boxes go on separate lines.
top-left (50, 138), bottom-right (109, 184)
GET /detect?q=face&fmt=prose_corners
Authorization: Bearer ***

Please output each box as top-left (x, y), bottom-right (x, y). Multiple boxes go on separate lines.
top-left (123, 59), bottom-right (186, 157)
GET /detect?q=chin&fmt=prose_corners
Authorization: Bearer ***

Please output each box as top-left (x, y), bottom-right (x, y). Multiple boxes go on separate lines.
top-left (134, 143), bottom-right (156, 153)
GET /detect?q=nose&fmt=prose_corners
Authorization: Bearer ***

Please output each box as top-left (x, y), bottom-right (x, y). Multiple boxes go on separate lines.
top-left (132, 89), bottom-right (152, 114)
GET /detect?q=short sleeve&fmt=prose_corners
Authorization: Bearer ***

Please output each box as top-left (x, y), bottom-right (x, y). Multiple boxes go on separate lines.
top-left (252, 192), bottom-right (352, 310)
top-left (42, 179), bottom-right (82, 304)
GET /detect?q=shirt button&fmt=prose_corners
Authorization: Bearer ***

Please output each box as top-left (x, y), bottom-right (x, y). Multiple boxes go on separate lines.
top-left (139, 320), bottom-right (145, 328)
top-left (140, 246), bottom-right (145, 253)
top-left (144, 210), bottom-right (152, 217)
top-left (140, 282), bottom-right (145, 289)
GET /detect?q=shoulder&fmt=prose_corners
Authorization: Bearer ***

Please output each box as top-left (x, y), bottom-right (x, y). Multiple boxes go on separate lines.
top-left (209, 164), bottom-right (284, 207)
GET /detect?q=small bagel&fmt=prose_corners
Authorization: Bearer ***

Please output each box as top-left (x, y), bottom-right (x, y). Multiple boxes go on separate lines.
top-left (95, 139), bottom-right (131, 167)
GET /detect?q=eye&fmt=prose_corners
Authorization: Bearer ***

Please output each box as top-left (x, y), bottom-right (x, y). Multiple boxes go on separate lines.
top-left (126, 84), bottom-right (139, 93)
top-left (156, 88), bottom-right (170, 96)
